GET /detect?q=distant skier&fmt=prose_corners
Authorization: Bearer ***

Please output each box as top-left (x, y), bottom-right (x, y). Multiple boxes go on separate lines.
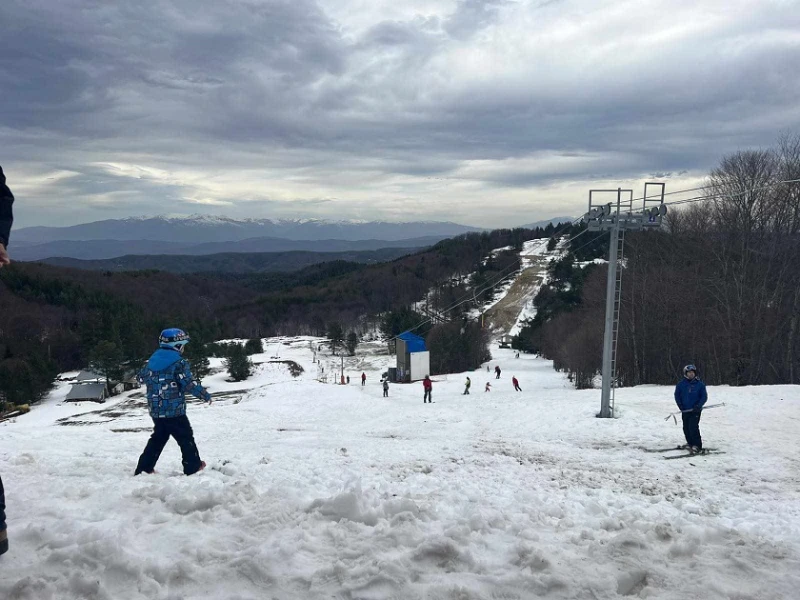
top-left (361, 372), bottom-right (366, 386)
top-left (495, 365), bottom-right (501, 379)
top-left (512, 376), bottom-right (521, 392)
top-left (383, 379), bottom-right (389, 397)
top-left (346, 375), bottom-right (350, 384)
top-left (674, 364), bottom-right (707, 453)
top-left (423, 375), bottom-right (432, 403)
top-left (135, 328), bottom-right (212, 476)
top-left (485, 382), bottom-right (491, 392)
top-left (463, 376), bottom-right (471, 395)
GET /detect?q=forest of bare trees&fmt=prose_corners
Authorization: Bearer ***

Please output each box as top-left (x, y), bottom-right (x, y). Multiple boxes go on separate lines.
top-left (527, 135), bottom-right (800, 387)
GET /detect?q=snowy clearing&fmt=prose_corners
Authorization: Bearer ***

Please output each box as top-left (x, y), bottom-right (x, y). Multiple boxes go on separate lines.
top-left (1, 339), bottom-right (800, 599)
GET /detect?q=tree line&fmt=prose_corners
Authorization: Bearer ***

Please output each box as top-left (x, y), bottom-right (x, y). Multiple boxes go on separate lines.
top-left (0, 226), bottom-right (557, 407)
top-left (516, 134), bottom-right (800, 388)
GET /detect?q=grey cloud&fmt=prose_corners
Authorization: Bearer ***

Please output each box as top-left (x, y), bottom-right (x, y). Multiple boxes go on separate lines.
top-left (444, 0), bottom-right (510, 40)
top-left (2, 0), bottom-right (800, 229)
top-left (361, 20), bottom-right (432, 47)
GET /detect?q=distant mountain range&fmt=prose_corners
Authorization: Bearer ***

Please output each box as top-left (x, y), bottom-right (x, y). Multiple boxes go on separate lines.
top-left (15, 215), bottom-right (482, 244)
top-left (520, 216), bottom-right (574, 229)
top-left (13, 215), bottom-right (481, 261)
top-left (39, 247), bottom-right (422, 274)
top-left (13, 214), bottom-right (571, 263)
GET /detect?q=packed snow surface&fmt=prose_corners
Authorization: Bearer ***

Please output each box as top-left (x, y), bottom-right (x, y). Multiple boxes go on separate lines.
top-left (2, 339), bottom-right (800, 599)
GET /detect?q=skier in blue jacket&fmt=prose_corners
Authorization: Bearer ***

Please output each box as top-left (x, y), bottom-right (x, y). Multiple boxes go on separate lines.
top-left (135, 328), bottom-right (212, 476)
top-left (674, 364), bottom-right (707, 453)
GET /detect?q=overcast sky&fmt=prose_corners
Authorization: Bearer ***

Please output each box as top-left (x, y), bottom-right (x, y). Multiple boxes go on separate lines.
top-left (2, 0), bottom-right (799, 229)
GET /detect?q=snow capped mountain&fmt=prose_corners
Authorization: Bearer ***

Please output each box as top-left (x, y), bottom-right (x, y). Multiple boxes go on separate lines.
top-left (15, 216), bottom-right (483, 245)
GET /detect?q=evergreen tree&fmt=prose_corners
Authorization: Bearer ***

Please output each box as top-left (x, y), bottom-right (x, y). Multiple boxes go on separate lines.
top-left (426, 321), bottom-right (491, 375)
top-left (345, 332), bottom-right (359, 356)
top-left (327, 322), bottom-right (344, 355)
top-left (185, 342), bottom-right (211, 380)
top-left (89, 340), bottom-right (125, 393)
top-left (225, 344), bottom-right (253, 381)
top-left (244, 338), bottom-right (264, 355)
top-left (380, 307), bottom-right (429, 338)
top-left (0, 358), bottom-right (41, 408)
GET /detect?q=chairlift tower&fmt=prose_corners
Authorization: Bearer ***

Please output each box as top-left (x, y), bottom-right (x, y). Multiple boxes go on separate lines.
top-left (584, 184), bottom-right (667, 418)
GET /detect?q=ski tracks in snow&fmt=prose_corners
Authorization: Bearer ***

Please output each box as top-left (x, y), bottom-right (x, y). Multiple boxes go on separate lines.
top-left (2, 343), bottom-right (800, 598)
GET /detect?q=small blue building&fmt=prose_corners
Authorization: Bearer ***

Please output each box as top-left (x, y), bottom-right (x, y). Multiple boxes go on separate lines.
top-left (396, 331), bottom-right (431, 382)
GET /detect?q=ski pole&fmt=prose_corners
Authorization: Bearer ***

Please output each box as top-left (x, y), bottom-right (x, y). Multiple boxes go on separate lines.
top-left (666, 402), bottom-right (725, 424)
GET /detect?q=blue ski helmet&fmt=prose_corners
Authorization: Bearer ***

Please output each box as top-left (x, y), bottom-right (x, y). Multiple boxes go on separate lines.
top-left (683, 364), bottom-right (697, 376)
top-left (159, 328), bottom-right (190, 350)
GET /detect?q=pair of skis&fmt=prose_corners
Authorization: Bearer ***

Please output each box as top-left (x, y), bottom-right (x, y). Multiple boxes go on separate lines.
top-left (644, 445), bottom-right (723, 460)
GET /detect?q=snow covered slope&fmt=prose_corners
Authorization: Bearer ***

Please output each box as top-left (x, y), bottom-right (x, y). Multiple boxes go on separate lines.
top-left (1, 339), bottom-right (799, 599)
top-left (484, 238), bottom-right (552, 335)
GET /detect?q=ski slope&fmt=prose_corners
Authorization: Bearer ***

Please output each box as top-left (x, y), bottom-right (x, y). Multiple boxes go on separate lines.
top-left (482, 238), bottom-right (552, 336)
top-left (1, 339), bottom-right (800, 599)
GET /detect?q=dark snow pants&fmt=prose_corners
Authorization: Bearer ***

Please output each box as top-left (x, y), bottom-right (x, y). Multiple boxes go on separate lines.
top-left (0, 474), bottom-right (7, 555)
top-left (681, 411), bottom-right (702, 450)
top-left (135, 415), bottom-right (203, 475)
top-left (423, 390), bottom-right (432, 403)
top-left (383, 388), bottom-right (388, 397)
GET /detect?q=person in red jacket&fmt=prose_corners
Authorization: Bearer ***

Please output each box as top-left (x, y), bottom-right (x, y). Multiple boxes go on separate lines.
top-left (423, 375), bottom-right (432, 403)
top-left (361, 372), bottom-right (366, 386)
top-left (512, 376), bottom-right (522, 392)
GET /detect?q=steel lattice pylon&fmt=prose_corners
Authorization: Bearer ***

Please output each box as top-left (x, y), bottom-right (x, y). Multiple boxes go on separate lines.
top-left (585, 184), bottom-right (666, 418)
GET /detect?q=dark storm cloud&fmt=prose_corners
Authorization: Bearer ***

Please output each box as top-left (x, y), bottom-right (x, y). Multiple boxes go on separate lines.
top-left (2, 0), bottom-right (800, 228)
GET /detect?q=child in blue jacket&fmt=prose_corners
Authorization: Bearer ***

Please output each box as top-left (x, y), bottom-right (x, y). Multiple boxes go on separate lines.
top-left (135, 328), bottom-right (212, 475)
top-left (674, 364), bottom-right (708, 453)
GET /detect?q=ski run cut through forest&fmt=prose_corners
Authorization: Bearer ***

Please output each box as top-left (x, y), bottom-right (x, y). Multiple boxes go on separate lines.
top-left (1, 336), bottom-right (800, 600)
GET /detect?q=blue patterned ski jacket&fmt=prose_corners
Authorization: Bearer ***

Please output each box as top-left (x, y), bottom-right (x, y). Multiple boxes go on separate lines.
top-left (139, 348), bottom-right (211, 419)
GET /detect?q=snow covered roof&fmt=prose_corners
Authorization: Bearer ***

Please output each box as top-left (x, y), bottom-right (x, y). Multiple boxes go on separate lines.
top-left (76, 369), bottom-right (103, 382)
top-left (65, 383), bottom-right (106, 401)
